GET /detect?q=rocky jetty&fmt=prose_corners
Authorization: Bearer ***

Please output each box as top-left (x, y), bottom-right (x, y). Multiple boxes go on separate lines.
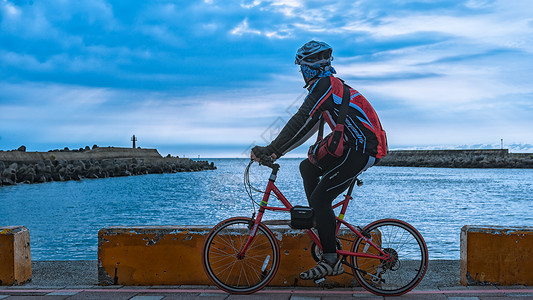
top-left (378, 149), bottom-right (533, 168)
top-left (0, 146), bottom-right (216, 186)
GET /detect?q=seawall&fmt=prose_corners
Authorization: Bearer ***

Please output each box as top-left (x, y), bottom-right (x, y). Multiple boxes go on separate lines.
top-left (0, 147), bottom-right (164, 162)
top-left (378, 149), bottom-right (533, 168)
top-left (0, 147), bottom-right (216, 186)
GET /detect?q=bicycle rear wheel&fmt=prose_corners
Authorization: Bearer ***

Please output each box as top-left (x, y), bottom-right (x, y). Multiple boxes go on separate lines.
top-left (350, 219), bottom-right (428, 296)
top-left (202, 217), bottom-right (280, 294)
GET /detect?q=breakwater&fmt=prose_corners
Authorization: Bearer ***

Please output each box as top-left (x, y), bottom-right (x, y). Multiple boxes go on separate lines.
top-left (378, 149), bottom-right (533, 168)
top-left (0, 146), bottom-right (216, 186)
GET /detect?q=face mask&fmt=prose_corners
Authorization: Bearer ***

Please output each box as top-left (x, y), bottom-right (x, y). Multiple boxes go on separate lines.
top-left (300, 64), bottom-right (337, 88)
top-left (300, 65), bottom-right (319, 80)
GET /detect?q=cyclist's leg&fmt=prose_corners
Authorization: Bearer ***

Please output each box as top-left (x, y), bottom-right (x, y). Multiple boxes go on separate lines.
top-left (300, 149), bottom-right (375, 279)
top-left (299, 151), bottom-right (376, 209)
top-left (311, 149), bottom-right (373, 254)
top-left (299, 158), bottom-right (323, 200)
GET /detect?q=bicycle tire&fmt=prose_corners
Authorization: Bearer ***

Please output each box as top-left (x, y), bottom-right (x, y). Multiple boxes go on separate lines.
top-left (350, 219), bottom-right (428, 296)
top-left (202, 217), bottom-right (280, 294)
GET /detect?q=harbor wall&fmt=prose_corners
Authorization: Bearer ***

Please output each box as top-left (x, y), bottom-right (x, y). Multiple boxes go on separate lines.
top-left (0, 147), bottom-right (215, 186)
top-left (379, 149), bottom-right (533, 168)
top-left (0, 147), bottom-right (162, 162)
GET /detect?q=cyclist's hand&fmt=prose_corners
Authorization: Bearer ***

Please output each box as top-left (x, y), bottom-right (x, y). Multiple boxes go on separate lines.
top-left (250, 149), bottom-right (259, 162)
top-left (251, 146), bottom-right (277, 162)
top-left (251, 146), bottom-right (266, 162)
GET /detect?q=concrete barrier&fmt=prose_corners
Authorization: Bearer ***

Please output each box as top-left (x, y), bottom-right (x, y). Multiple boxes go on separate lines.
top-left (460, 225), bottom-right (533, 286)
top-left (98, 224), bottom-right (370, 287)
top-left (0, 226), bottom-right (31, 285)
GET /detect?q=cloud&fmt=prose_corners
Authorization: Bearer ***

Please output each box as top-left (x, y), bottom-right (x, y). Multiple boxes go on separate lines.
top-left (1, 0), bottom-right (20, 16)
top-left (267, 0), bottom-right (303, 17)
top-left (241, 0), bottom-right (262, 9)
top-left (351, 14), bottom-right (533, 53)
top-left (0, 80), bottom-right (307, 150)
top-left (1, 0), bottom-right (533, 155)
top-left (230, 17), bottom-right (292, 39)
top-left (231, 18), bottom-right (262, 36)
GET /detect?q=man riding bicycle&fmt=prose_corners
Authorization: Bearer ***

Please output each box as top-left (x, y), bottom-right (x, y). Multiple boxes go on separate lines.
top-left (251, 40), bottom-right (387, 280)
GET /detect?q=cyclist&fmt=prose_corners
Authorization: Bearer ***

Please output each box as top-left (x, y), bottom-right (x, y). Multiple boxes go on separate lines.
top-left (251, 40), bottom-right (387, 280)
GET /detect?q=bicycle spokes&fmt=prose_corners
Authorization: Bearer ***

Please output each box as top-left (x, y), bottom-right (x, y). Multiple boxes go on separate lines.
top-left (351, 219), bottom-right (428, 296)
top-left (202, 218), bottom-right (280, 294)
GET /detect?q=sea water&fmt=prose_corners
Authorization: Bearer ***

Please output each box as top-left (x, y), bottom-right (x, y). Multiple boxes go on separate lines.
top-left (1, 158), bottom-right (532, 260)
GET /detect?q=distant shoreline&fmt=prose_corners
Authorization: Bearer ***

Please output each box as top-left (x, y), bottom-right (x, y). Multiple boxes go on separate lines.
top-left (194, 149), bottom-right (533, 169)
top-left (0, 146), bottom-right (216, 186)
top-left (2, 147), bottom-right (532, 186)
top-left (378, 149), bottom-right (533, 168)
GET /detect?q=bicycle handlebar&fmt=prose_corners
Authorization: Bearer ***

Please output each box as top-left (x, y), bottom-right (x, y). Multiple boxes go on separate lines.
top-left (254, 156), bottom-right (279, 170)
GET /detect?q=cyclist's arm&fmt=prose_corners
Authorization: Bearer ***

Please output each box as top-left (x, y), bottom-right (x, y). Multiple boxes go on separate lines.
top-left (265, 77), bottom-right (332, 157)
top-left (281, 121), bottom-right (321, 154)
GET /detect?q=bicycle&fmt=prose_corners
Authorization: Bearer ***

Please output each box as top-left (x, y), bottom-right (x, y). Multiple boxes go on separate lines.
top-left (201, 158), bottom-right (428, 296)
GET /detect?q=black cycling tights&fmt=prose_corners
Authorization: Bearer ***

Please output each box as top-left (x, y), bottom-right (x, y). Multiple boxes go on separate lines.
top-left (299, 148), bottom-right (376, 254)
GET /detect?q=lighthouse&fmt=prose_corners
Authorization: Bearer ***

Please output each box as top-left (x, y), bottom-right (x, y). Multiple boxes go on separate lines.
top-left (131, 135), bottom-right (137, 148)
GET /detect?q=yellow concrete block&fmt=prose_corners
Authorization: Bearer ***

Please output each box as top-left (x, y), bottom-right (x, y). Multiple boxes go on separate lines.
top-left (98, 226), bottom-right (212, 285)
top-left (460, 225), bottom-right (533, 286)
top-left (0, 226), bottom-right (31, 285)
top-left (98, 225), bottom-right (371, 286)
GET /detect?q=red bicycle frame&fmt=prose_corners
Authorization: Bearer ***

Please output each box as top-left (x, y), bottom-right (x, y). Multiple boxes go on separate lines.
top-left (238, 162), bottom-right (389, 262)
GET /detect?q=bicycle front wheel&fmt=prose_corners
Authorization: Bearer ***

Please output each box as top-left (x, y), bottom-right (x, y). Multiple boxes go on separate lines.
top-left (350, 219), bottom-right (428, 296)
top-left (202, 217), bottom-right (280, 294)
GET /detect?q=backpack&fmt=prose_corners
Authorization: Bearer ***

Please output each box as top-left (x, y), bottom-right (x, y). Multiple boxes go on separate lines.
top-left (348, 87), bottom-right (388, 158)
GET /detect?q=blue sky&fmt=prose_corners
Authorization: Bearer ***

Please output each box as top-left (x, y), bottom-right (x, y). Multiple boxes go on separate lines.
top-left (1, 0), bottom-right (532, 157)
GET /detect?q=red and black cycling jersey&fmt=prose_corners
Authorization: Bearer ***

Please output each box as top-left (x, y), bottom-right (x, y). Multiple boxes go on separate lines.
top-left (266, 76), bottom-right (387, 158)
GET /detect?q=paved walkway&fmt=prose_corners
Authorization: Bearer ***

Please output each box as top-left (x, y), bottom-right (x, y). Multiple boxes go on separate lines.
top-left (1, 261), bottom-right (531, 299)
top-left (1, 285), bottom-right (532, 299)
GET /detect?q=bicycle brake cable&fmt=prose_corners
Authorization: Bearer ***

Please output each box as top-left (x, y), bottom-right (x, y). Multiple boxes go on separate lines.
top-left (243, 160), bottom-right (280, 213)
top-left (244, 160), bottom-right (256, 214)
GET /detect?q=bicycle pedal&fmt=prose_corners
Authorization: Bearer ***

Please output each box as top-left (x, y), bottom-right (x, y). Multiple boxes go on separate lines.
top-left (314, 277), bottom-right (326, 284)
